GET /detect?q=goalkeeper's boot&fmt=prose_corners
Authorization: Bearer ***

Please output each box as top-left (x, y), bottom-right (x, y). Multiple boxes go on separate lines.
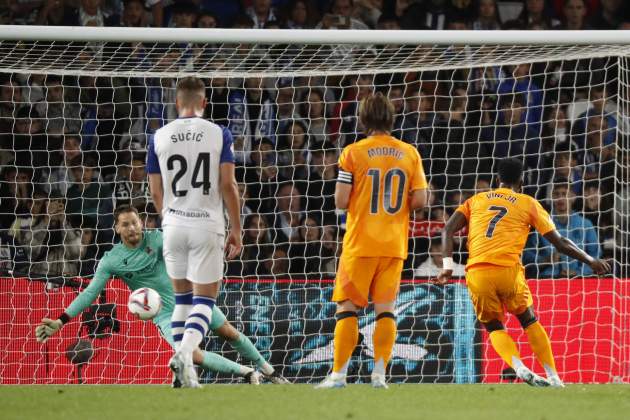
top-left (547, 375), bottom-right (565, 388)
top-left (371, 373), bottom-right (389, 389)
top-left (244, 370), bottom-right (263, 385)
top-left (171, 373), bottom-right (181, 389)
top-left (266, 370), bottom-right (291, 384)
top-left (315, 372), bottom-right (346, 389)
top-left (516, 366), bottom-right (550, 387)
top-left (169, 351), bottom-right (200, 389)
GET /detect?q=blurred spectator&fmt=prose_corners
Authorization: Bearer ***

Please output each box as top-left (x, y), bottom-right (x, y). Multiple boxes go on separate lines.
top-left (545, 145), bottom-right (583, 197)
top-left (257, 245), bottom-right (290, 277)
top-left (108, 0), bottom-right (148, 26)
top-left (12, 106), bottom-right (52, 170)
top-left (588, 0), bottom-right (626, 29)
top-left (582, 182), bottom-right (613, 249)
top-left (0, 165), bottom-right (33, 230)
top-left (572, 85), bottom-right (616, 148)
top-left (288, 214), bottom-right (331, 275)
top-left (26, 191), bottom-right (81, 277)
top-left (170, 1), bottom-right (197, 28)
top-left (197, 11), bottom-right (218, 28)
top-left (504, 0), bottom-right (560, 29)
top-left (472, 0), bottom-right (502, 29)
top-left (376, 12), bottom-right (401, 29)
top-left (414, 237), bottom-right (465, 277)
top-left (242, 138), bottom-right (284, 214)
top-left (524, 182), bottom-right (600, 277)
top-left (276, 80), bottom-right (298, 135)
top-left (300, 88), bottom-right (329, 146)
top-left (45, 134), bottom-right (81, 195)
top-left (65, 154), bottom-right (114, 232)
top-left (353, 0), bottom-right (383, 28)
top-left (332, 74), bottom-right (373, 146)
top-left (78, 227), bottom-right (98, 275)
top-left (480, 94), bottom-right (539, 165)
top-left (317, 0), bottom-right (369, 29)
top-left (226, 213), bottom-right (272, 277)
top-left (284, 0), bottom-right (318, 28)
top-left (36, 0), bottom-right (79, 25)
top-left (556, 0), bottom-right (589, 29)
top-left (278, 119), bottom-right (309, 181)
top-left (35, 75), bottom-right (81, 136)
top-left (9, 186), bottom-right (46, 244)
top-left (397, 0), bottom-right (448, 29)
top-left (246, 0), bottom-right (278, 28)
top-left (582, 115), bottom-right (615, 183)
top-left (228, 77), bottom-right (277, 164)
top-left (306, 145), bottom-right (338, 225)
top-left (497, 63), bottom-right (544, 134)
top-left (272, 182), bottom-right (304, 243)
top-left (75, 0), bottom-right (110, 27)
top-left (475, 177), bottom-right (492, 192)
top-left (112, 151), bottom-right (150, 211)
top-left (205, 71), bottom-right (230, 126)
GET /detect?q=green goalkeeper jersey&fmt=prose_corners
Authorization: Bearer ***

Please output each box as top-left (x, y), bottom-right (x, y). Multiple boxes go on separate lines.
top-left (65, 230), bottom-right (175, 324)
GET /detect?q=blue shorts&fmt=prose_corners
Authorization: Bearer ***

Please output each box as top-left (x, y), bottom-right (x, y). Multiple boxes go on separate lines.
top-left (154, 305), bottom-right (228, 349)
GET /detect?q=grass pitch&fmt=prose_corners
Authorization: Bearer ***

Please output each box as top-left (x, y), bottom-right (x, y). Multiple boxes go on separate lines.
top-left (3, 384), bottom-right (629, 420)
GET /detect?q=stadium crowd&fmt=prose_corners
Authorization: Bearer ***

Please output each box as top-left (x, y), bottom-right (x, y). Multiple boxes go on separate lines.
top-left (0, 0), bottom-right (626, 280)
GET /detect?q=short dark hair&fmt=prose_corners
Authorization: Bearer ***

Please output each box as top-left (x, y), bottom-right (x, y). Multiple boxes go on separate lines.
top-left (359, 92), bottom-right (395, 134)
top-left (114, 204), bottom-right (139, 224)
top-left (497, 158), bottom-right (523, 186)
top-left (176, 76), bottom-right (206, 104)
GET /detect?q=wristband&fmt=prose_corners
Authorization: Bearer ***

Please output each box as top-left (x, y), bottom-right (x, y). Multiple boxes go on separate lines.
top-left (58, 313), bottom-right (70, 325)
top-left (443, 257), bottom-right (454, 271)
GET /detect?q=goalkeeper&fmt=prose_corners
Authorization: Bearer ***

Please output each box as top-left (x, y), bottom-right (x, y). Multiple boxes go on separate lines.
top-left (35, 205), bottom-right (288, 385)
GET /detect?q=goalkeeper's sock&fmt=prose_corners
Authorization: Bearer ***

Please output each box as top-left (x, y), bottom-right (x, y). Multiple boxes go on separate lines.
top-left (200, 351), bottom-right (252, 376)
top-left (525, 321), bottom-right (557, 377)
top-left (229, 333), bottom-right (274, 376)
top-left (489, 330), bottom-right (523, 369)
top-left (171, 291), bottom-right (193, 350)
top-left (180, 296), bottom-right (215, 354)
top-left (372, 312), bottom-right (396, 376)
top-left (332, 311), bottom-right (358, 375)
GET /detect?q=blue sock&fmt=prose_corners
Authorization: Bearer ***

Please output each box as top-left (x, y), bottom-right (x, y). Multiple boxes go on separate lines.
top-left (180, 296), bottom-right (215, 354)
top-left (171, 292), bottom-right (193, 350)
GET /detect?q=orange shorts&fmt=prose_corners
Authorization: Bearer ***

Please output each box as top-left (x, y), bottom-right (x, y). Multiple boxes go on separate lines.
top-left (465, 263), bottom-right (533, 324)
top-left (332, 253), bottom-right (403, 307)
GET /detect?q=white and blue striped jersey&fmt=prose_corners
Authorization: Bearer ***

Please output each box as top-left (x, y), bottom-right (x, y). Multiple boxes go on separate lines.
top-left (146, 117), bottom-right (235, 234)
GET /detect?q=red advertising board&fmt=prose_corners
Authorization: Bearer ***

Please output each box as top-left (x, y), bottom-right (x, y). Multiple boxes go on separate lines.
top-left (482, 277), bottom-right (630, 384)
top-left (1, 277), bottom-right (628, 384)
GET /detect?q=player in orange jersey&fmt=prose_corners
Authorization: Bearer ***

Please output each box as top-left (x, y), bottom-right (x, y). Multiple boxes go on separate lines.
top-left (317, 92), bottom-right (428, 389)
top-left (435, 158), bottom-right (610, 387)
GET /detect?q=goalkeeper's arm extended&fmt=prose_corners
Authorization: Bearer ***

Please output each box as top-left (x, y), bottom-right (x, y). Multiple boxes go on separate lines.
top-left (35, 265), bottom-right (110, 343)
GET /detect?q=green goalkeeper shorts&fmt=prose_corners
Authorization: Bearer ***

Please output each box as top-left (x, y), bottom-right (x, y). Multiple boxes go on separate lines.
top-left (154, 305), bottom-right (228, 350)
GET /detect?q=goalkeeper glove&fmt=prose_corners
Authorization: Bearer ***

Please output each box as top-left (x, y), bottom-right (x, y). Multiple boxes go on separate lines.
top-left (35, 318), bottom-right (63, 343)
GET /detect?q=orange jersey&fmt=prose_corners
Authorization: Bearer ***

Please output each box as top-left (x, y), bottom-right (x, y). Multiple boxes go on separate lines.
top-left (456, 188), bottom-right (556, 268)
top-left (338, 135), bottom-right (427, 259)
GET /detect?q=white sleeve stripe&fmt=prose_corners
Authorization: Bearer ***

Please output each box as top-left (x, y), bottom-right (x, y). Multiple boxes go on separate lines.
top-left (337, 174), bottom-right (352, 181)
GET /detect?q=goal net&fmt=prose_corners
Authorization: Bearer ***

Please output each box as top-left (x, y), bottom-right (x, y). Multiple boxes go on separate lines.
top-left (0, 27), bottom-right (628, 384)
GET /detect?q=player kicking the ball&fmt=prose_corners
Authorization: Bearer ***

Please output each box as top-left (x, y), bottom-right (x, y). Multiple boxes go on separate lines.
top-left (317, 93), bottom-right (428, 389)
top-left (35, 205), bottom-right (288, 385)
top-left (435, 158), bottom-right (610, 387)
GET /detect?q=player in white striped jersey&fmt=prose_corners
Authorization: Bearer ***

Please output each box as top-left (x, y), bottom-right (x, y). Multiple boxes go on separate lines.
top-left (147, 77), bottom-right (242, 388)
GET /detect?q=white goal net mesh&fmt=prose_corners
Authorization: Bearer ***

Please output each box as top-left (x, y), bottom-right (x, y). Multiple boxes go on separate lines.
top-left (0, 34), bottom-right (628, 384)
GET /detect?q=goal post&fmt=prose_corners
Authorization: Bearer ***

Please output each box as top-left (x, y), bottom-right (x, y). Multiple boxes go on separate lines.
top-left (0, 27), bottom-right (628, 385)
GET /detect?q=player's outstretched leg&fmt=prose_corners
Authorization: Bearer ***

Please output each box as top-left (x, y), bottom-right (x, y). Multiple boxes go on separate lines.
top-left (210, 307), bottom-right (290, 384)
top-left (195, 350), bottom-right (262, 385)
top-left (518, 308), bottom-right (563, 388)
top-left (371, 310), bottom-right (396, 389)
top-left (486, 320), bottom-right (549, 387)
top-left (316, 310), bottom-right (358, 389)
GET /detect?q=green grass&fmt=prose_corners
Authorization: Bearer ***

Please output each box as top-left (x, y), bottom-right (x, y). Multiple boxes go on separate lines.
top-left (3, 384), bottom-right (629, 420)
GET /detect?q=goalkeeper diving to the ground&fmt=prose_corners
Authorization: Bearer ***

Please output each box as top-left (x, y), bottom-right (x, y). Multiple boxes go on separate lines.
top-left (35, 205), bottom-right (289, 385)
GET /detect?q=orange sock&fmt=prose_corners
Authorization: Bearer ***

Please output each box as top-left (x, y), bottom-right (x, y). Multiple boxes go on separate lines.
top-left (332, 312), bottom-right (359, 375)
top-left (525, 321), bottom-right (557, 376)
top-left (489, 330), bottom-right (522, 369)
top-left (372, 313), bottom-right (397, 375)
